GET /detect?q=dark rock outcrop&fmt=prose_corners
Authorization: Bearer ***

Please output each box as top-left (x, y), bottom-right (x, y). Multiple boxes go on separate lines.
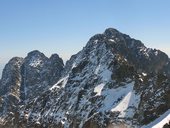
top-left (20, 50), bottom-right (64, 100)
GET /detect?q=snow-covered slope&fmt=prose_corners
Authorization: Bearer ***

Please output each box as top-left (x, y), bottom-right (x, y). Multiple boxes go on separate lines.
top-left (0, 28), bottom-right (170, 128)
top-left (142, 110), bottom-right (170, 128)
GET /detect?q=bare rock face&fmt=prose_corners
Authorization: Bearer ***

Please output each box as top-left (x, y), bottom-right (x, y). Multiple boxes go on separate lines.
top-left (0, 57), bottom-right (23, 118)
top-left (20, 50), bottom-right (64, 101)
top-left (0, 28), bottom-right (170, 128)
top-left (0, 57), bottom-right (24, 96)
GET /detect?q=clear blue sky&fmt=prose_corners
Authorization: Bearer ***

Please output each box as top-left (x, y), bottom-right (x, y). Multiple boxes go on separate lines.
top-left (0, 0), bottom-right (170, 76)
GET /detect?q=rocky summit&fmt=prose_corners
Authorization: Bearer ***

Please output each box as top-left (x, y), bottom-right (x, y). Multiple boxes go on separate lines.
top-left (0, 28), bottom-right (170, 128)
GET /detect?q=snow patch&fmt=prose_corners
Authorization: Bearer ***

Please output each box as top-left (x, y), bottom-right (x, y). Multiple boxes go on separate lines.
top-left (142, 109), bottom-right (170, 128)
top-left (100, 82), bottom-right (140, 118)
top-left (50, 75), bottom-right (69, 90)
top-left (154, 51), bottom-right (158, 56)
top-left (108, 39), bottom-right (115, 42)
top-left (95, 64), bottom-right (112, 82)
top-left (142, 72), bottom-right (147, 76)
top-left (95, 65), bottom-right (101, 74)
top-left (72, 62), bottom-right (77, 69)
top-left (94, 83), bottom-right (105, 96)
top-left (94, 39), bottom-right (98, 44)
top-left (111, 91), bottom-right (132, 117)
top-left (29, 58), bottom-right (42, 67)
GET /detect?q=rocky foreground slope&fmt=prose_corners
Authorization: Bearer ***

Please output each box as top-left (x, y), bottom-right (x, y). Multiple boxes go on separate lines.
top-left (0, 28), bottom-right (170, 128)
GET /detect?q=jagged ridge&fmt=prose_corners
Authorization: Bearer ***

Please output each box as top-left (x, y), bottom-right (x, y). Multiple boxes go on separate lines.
top-left (0, 28), bottom-right (170, 128)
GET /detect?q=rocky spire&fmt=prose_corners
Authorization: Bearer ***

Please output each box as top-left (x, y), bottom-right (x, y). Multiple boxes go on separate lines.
top-left (0, 57), bottom-right (24, 96)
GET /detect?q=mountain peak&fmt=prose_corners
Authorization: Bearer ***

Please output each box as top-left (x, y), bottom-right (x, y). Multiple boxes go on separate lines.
top-left (104, 28), bottom-right (120, 37)
top-left (7, 57), bottom-right (24, 64)
top-left (88, 28), bottom-right (120, 42)
top-left (27, 50), bottom-right (45, 58)
top-left (50, 54), bottom-right (63, 62)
